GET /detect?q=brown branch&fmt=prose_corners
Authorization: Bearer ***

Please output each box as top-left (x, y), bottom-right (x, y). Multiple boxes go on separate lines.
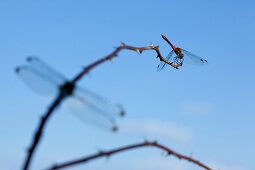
top-left (46, 141), bottom-right (213, 170)
top-left (72, 36), bottom-right (180, 83)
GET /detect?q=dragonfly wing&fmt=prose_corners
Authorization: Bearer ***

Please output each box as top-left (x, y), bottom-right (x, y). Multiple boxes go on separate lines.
top-left (181, 49), bottom-right (208, 66)
top-left (15, 65), bottom-right (61, 96)
top-left (65, 87), bottom-right (125, 131)
top-left (157, 50), bottom-right (175, 71)
top-left (26, 56), bottom-right (66, 85)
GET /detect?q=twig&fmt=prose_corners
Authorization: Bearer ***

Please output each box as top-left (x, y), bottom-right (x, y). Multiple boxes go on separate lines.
top-left (22, 35), bottom-right (180, 170)
top-left (72, 38), bottom-right (180, 83)
top-left (46, 141), bottom-right (213, 170)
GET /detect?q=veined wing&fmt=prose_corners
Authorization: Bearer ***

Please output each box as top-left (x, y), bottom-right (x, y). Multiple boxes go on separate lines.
top-left (66, 87), bottom-right (125, 132)
top-left (157, 50), bottom-right (174, 71)
top-left (181, 49), bottom-right (208, 66)
top-left (26, 56), bottom-right (66, 85)
top-left (15, 57), bottom-right (67, 96)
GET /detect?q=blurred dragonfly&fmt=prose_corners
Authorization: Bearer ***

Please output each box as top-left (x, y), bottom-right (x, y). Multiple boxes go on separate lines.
top-left (158, 35), bottom-right (208, 70)
top-left (15, 57), bottom-right (125, 131)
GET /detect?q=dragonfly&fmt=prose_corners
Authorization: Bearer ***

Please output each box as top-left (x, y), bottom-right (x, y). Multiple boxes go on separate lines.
top-left (158, 35), bottom-right (208, 70)
top-left (15, 57), bottom-right (125, 131)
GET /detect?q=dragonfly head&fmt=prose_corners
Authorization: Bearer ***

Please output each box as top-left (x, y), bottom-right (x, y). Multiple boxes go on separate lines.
top-left (60, 81), bottom-right (75, 96)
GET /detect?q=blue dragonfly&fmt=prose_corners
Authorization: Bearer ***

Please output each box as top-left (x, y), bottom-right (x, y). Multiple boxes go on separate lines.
top-left (16, 57), bottom-right (125, 131)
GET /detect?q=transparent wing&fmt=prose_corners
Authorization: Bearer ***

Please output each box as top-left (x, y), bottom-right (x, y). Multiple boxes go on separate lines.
top-left (15, 57), bottom-right (67, 96)
top-left (26, 56), bottom-right (66, 85)
top-left (181, 49), bottom-right (208, 66)
top-left (15, 65), bottom-right (60, 96)
top-left (65, 87), bottom-right (125, 131)
top-left (157, 50), bottom-right (174, 71)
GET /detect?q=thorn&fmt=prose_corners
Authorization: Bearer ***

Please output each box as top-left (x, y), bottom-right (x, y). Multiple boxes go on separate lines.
top-left (160, 151), bottom-right (167, 157)
top-left (82, 68), bottom-right (92, 78)
top-left (153, 140), bottom-right (158, 145)
top-left (104, 152), bottom-right (111, 161)
top-left (97, 149), bottom-right (105, 155)
top-left (135, 49), bottom-right (141, 55)
top-left (113, 46), bottom-right (119, 51)
top-left (121, 42), bottom-right (126, 46)
top-left (167, 151), bottom-right (172, 156)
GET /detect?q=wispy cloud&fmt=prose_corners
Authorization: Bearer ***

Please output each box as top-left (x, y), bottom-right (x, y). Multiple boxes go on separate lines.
top-left (120, 119), bottom-right (193, 144)
top-left (130, 156), bottom-right (190, 170)
top-left (208, 160), bottom-right (249, 170)
top-left (178, 101), bottom-right (214, 116)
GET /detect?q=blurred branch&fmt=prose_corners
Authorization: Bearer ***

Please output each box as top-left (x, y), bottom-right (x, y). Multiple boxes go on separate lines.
top-left (46, 141), bottom-right (213, 170)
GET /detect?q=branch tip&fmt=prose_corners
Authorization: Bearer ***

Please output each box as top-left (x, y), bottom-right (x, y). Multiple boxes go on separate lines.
top-left (46, 141), bottom-right (213, 170)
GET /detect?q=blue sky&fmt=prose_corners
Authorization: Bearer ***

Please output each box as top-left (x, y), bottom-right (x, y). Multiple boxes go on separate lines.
top-left (0, 0), bottom-right (255, 170)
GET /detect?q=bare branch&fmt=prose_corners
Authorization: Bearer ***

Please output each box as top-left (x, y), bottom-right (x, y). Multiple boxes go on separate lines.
top-left (72, 37), bottom-right (180, 83)
top-left (46, 141), bottom-right (213, 170)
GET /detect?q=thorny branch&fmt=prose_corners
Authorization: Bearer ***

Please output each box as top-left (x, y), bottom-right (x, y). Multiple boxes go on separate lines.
top-left (22, 35), bottom-right (181, 170)
top-left (72, 35), bottom-right (180, 83)
top-left (46, 141), bottom-right (213, 170)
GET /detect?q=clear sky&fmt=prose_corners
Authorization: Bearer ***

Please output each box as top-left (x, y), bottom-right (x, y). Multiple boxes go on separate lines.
top-left (0, 0), bottom-right (255, 170)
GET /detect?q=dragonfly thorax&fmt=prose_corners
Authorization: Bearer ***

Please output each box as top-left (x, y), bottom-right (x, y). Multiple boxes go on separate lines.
top-left (175, 48), bottom-right (184, 59)
top-left (60, 81), bottom-right (75, 96)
